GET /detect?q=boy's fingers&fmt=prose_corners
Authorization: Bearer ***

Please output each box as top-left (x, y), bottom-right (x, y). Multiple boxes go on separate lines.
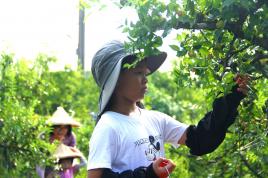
top-left (237, 88), bottom-right (247, 94)
top-left (164, 159), bottom-right (176, 171)
top-left (234, 73), bottom-right (251, 82)
top-left (155, 157), bottom-right (165, 164)
top-left (159, 160), bottom-right (169, 167)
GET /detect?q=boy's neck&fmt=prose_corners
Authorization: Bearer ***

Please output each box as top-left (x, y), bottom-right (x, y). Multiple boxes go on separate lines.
top-left (110, 101), bottom-right (139, 116)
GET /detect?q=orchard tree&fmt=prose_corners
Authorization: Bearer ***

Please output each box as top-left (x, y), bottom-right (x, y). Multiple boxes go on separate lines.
top-left (120, 0), bottom-right (268, 79)
top-left (0, 54), bottom-right (97, 177)
top-left (118, 0), bottom-right (268, 177)
top-left (0, 54), bottom-right (56, 177)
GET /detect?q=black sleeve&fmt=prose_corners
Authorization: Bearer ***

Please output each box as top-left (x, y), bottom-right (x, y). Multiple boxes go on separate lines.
top-left (100, 163), bottom-right (158, 178)
top-left (185, 85), bottom-right (246, 156)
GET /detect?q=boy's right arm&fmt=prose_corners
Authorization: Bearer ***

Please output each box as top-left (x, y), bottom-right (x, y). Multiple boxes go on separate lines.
top-left (88, 169), bottom-right (103, 178)
top-left (88, 157), bottom-right (175, 178)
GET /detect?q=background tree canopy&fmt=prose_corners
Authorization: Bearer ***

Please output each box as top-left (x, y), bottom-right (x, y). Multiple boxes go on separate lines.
top-left (0, 54), bottom-right (98, 177)
top-left (0, 0), bottom-right (267, 177)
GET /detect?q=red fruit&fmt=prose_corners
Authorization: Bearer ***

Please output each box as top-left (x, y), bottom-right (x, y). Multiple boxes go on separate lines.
top-left (159, 160), bottom-right (169, 167)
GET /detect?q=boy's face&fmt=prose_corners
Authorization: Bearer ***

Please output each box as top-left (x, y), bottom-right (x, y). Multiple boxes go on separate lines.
top-left (59, 158), bottom-right (73, 170)
top-left (115, 61), bottom-right (150, 103)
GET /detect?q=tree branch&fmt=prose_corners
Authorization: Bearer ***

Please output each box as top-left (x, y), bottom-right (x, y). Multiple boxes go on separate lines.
top-left (200, 30), bottom-right (212, 47)
top-left (230, 44), bottom-right (251, 56)
top-left (174, 20), bottom-right (268, 51)
top-left (174, 0), bottom-right (268, 50)
top-left (220, 37), bottom-right (236, 80)
top-left (239, 153), bottom-right (264, 178)
top-left (251, 53), bottom-right (268, 63)
top-left (250, 52), bottom-right (268, 78)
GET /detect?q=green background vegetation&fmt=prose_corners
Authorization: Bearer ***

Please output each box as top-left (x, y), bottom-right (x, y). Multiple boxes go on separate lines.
top-left (1, 0), bottom-right (268, 177)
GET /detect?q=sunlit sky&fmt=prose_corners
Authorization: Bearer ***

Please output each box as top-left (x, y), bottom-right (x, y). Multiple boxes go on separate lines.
top-left (0, 0), bottom-right (178, 71)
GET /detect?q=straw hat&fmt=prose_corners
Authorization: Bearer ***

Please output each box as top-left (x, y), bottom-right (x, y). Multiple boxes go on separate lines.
top-left (53, 144), bottom-right (83, 160)
top-left (46, 107), bottom-right (81, 127)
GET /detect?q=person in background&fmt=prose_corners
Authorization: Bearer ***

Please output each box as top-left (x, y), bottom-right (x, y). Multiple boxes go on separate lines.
top-left (47, 107), bottom-right (81, 146)
top-left (37, 107), bottom-right (81, 178)
top-left (87, 41), bottom-right (250, 178)
top-left (45, 143), bottom-right (87, 178)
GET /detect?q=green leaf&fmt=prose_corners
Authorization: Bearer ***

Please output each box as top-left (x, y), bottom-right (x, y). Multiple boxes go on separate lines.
top-left (169, 45), bottom-right (180, 51)
top-left (186, 0), bottom-right (195, 15)
top-left (177, 49), bottom-right (188, 57)
top-left (223, 0), bottom-right (234, 7)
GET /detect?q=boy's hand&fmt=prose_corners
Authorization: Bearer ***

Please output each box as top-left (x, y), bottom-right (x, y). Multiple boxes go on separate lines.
top-left (234, 74), bottom-right (251, 95)
top-left (153, 157), bottom-right (176, 178)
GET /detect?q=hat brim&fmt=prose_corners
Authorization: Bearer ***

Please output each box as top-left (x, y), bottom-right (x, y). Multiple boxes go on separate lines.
top-left (54, 144), bottom-right (83, 160)
top-left (99, 52), bottom-right (167, 115)
top-left (50, 121), bottom-right (81, 127)
top-left (56, 152), bottom-right (82, 160)
top-left (99, 56), bottom-right (125, 115)
top-left (47, 117), bottom-right (81, 127)
top-left (145, 52), bottom-right (167, 75)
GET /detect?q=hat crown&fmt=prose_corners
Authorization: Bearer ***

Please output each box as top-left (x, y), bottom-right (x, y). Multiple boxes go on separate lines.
top-left (52, 107), bottom-right (71, 119)
top-left (47, 107), bottom-right (81, 127)
top-left (91, 40), bottom-right (128, 88)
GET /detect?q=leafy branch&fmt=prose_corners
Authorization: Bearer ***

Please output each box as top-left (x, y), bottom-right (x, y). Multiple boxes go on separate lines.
top-left (173, 0), bottom-right (268, 50)
top-left (239, 153), bottom-right (264, 178)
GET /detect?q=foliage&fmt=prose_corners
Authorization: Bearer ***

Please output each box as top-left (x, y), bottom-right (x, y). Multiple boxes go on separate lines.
top-left (121, 0), bottom-right (268, 76)
top-left (0, 54), bottom-right (56, 177)
top-left (145, 71), bottom-right (268, 178)
top-left (0, 54), bottom-right (98, 177)
top-left (1, 1), bottom-right (268, 177)
top-left (120, 0), bottom-right (268, 177)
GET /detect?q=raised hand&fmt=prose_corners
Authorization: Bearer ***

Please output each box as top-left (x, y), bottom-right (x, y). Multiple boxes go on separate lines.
top-left (234, 74), bottom-right (251, 95)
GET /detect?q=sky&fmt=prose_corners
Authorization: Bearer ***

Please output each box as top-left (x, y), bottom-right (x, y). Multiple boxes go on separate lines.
top-left (0, 0), bottom-right (178, 71)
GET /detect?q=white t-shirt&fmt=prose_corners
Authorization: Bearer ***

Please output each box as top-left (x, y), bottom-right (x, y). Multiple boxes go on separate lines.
top-left (87, 109), bottom-right (188, 173)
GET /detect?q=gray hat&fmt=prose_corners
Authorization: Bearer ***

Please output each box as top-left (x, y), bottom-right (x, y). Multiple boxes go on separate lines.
top-left (91, 40), bottom-right (167, 116)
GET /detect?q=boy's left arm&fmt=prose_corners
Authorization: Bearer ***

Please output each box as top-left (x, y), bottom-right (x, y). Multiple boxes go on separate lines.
top-left (181, 74), bottom-right (250, 156)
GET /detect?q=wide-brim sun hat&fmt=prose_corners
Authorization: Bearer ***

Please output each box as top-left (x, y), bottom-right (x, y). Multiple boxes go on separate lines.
top-left (91, 40), bottom-right (167, 116)
top-left (46, 107), bottom-right (81, 127)
top-left (53, 143), bottom-right (83, 160)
